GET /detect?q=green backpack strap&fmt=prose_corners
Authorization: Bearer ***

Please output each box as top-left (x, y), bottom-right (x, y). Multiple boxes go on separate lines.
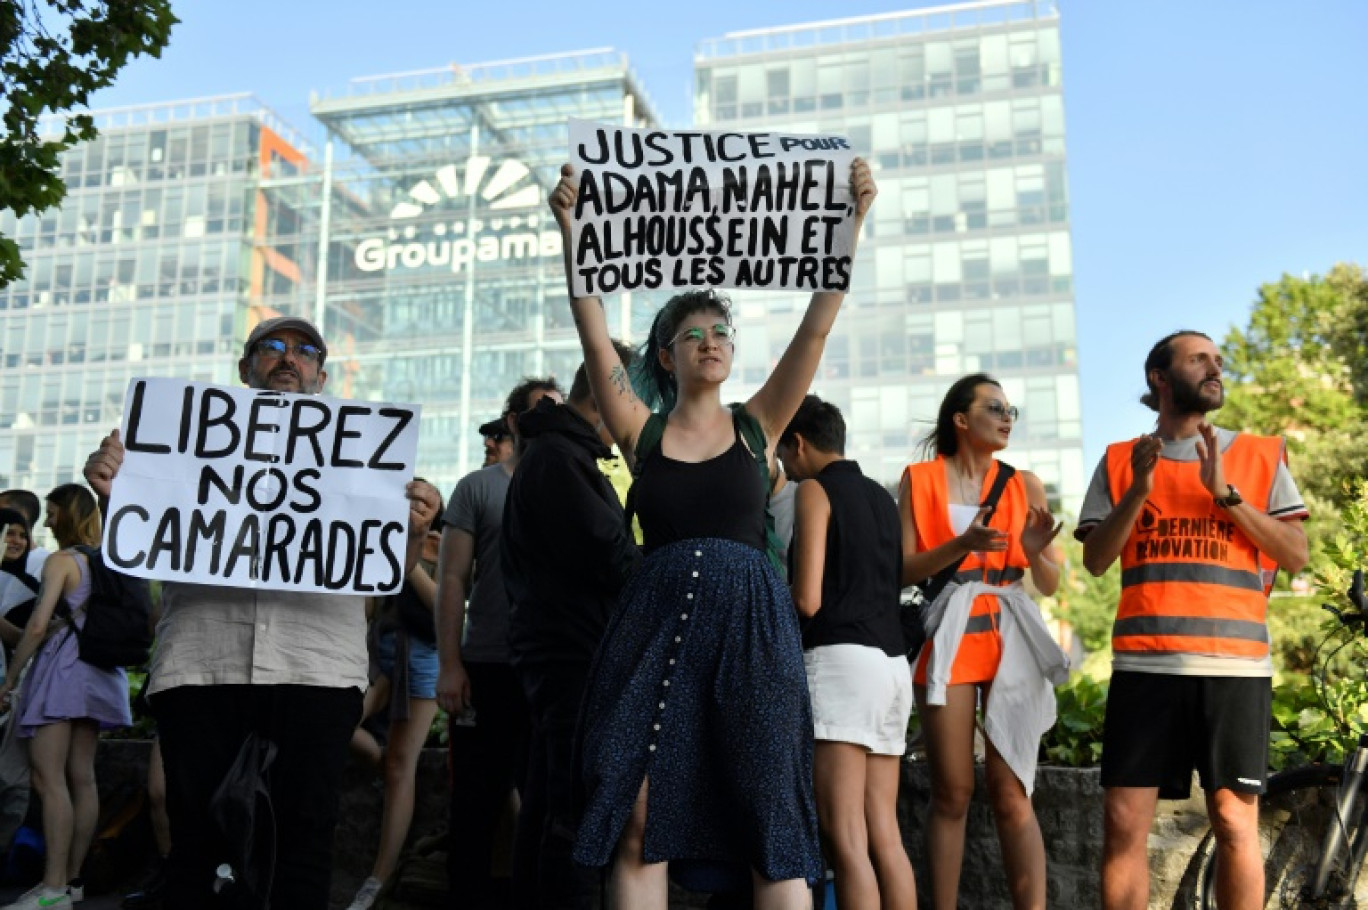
top-left (630, 413), bottom-right (668, 480)
top-left (625, 406), bottom-right (786, 577)
top-left (728, 404), bottom-right (787, 577)
top-left (624, 413), bottom-right (668, 534)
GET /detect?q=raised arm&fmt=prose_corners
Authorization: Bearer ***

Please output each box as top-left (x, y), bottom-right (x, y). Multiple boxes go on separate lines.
top-left (746, 158), bottom-right (877, 444)
top-left (549, 164), bottom-right (653, 457)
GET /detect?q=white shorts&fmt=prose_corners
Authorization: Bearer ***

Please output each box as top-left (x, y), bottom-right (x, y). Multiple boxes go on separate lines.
top-left (804, 643), bottom-right (914, 756)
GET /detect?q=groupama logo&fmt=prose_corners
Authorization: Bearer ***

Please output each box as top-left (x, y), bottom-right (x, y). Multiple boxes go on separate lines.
top-left (354, 155), bottom-right (561, 275)
top-left (388, 156), bottom-right (542, 219)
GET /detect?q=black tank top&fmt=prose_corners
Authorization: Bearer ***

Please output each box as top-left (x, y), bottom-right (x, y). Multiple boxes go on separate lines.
top-left (801, 460), bottom-right (906, 656)
top-left (634, 426), bottom-right (768, 555)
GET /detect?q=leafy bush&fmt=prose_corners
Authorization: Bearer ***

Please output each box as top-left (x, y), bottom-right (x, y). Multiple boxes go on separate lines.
top-left (1268, 479), bottom-right (1368, 769)
top-left (1040, 674), bottom-right (1108, 767)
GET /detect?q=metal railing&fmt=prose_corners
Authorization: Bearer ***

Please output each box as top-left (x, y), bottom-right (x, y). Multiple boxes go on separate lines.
top-left (696, 0), bottom-right (1058, 60)
top-left (328, 48), bottom-right (636, 98)
top-left (37, 93), bottom-right (316, 157)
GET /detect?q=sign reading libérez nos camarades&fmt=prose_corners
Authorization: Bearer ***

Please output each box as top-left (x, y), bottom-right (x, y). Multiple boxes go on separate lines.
top-left (103, 377), bottom-right (421, 595)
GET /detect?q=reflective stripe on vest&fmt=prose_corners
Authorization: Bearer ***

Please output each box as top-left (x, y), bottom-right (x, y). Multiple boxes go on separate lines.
top-left (904, 456), bottom-right (1030, 611)
top-left (1106, 432), bottom-right (1283, 659)
top-left (1112, 615), bottom-right (1270, 644)
top-left (964, 611), bottom-right (1001, 634)
top-left (953, 566), bottom-right (1025, 586)
top-left (1120, 562), bottom-right (1263, 592)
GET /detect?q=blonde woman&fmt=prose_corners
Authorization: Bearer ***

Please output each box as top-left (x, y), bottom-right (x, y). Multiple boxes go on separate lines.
top-left (0, 484), bottom-right (130, 910)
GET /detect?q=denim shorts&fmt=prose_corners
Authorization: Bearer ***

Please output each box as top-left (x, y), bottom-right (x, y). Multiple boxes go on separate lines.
top-left (375, 630), bottom-right (440, 700)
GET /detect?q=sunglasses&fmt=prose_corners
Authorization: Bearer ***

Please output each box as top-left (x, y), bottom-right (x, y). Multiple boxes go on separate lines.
top-left (977, 401), bottom-right (1020, 421)
top-left (669, 323), bottom-right (736, 347)
top-left (254, 338), bottom-right (324, 363)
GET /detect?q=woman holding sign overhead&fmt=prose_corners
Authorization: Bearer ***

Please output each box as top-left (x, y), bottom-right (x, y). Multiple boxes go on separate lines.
top-left (0, 485), bottom-right (130, 910)
top-left (549, 148), bottom-right (875, 909)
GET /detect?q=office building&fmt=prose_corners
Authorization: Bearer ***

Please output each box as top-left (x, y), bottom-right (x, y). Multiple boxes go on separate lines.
top-left (696, 0), bottom-right (1083, 510)
top-left (291, 50), bottom-right (658, 491)
top-left (0, 95), bottom-right (311, 494)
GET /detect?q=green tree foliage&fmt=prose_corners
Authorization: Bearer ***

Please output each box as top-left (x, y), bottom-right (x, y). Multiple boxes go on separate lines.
top-left (1268, 480), bottom-right (1368, 768)
top-left (1221, 264), bottom-right (1368, 552)
top-left (1041, 533), bottom-right (1117, 658)
top-left (1, 0), bottom-right (176, 287)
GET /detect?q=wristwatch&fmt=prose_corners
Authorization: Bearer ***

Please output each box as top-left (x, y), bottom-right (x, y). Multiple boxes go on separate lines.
top-left (1214, 484), bottom-right (1243, 509)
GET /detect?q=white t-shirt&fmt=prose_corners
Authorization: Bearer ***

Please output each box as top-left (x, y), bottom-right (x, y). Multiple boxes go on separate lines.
top-left (0, 548), bottom-right (47, 615)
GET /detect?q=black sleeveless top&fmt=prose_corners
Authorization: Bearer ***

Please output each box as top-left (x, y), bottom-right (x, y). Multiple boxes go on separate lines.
top-left (634, 427), bottom-right (768, 555)
top-left (801, 460), bottom-right (905, 656)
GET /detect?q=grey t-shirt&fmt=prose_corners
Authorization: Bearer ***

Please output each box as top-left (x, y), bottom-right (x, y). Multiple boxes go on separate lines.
top-left (769, 480), bottom-right (796, 571)
top-left (444, 463), bottom-right (513, 664)
top-left (1077, 427), bottom-right (1308, 677)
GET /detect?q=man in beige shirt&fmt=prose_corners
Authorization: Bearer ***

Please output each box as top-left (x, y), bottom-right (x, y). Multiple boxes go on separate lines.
top-left (84, 316), bottom-right (438, 910)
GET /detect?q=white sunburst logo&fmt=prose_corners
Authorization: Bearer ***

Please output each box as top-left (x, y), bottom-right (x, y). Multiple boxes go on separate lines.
top-left (354, 155), bottom-right (560, 276)
top-left (389, 156), bottom-right (541, 220)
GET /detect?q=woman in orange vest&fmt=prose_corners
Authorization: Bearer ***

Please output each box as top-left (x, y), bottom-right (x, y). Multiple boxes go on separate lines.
top-left (898, 373), bottom-right (1068, 910)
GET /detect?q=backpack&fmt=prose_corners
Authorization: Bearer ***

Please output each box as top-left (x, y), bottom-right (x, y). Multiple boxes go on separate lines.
top-left (60, 546), bottom-right (153, 671)
top-left (209, 732), bottom-right (278, 909)
top-left (625, 403), bottom-right (788, 576)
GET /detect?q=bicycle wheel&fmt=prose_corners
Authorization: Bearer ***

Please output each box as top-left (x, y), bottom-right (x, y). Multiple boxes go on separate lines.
top-left (1195, 764), bottom-right (1368, 909)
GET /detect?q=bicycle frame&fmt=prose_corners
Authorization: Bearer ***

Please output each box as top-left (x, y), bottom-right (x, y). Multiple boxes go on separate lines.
top-left (1313, 732), bottom-right (1368, 898)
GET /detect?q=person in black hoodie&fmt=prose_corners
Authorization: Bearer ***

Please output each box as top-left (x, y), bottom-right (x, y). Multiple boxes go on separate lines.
top-left (501, 342), bottom-right (640, 910)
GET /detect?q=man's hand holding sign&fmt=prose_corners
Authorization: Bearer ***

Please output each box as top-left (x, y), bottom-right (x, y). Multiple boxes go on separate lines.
top-left (85, 315), bottom-right (435, 596)
top-left (91, 379), bottom-right (425, 594)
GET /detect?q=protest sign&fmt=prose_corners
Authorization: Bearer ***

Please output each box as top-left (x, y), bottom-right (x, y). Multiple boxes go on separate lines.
top-left (102, 377), bottom-right (421, 595)
top-left (568, 119), bottom-right (858, 297)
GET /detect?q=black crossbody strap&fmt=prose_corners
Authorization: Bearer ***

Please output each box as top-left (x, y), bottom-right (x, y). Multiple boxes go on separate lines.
top-left (921, 461), bottom-right (1017, 604)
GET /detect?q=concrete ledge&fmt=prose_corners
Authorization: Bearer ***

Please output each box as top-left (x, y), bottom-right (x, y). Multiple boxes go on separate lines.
top-left (99, 742), bottom-right (1347, 909)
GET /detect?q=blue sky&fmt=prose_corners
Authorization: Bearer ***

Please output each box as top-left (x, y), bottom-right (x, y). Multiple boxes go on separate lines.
top-left (88, 1), bottom-right (1368, 470)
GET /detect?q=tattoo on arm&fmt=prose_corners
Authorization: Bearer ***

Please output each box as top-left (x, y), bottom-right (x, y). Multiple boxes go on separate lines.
top-left (608, 365), bottom-right (638, 402)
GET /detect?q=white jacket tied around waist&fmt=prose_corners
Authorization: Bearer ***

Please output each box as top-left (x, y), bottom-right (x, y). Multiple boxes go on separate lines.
top-left (921, 580), bottom-right (1071, 794)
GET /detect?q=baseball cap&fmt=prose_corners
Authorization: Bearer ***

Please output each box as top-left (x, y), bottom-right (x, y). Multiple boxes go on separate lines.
top-left (244, 316), bottom-right (327, 362)
top-left (478, 418), bottom-right (508, 439)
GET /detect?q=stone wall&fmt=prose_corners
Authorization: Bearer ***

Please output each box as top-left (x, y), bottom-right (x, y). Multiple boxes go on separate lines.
top-left (898, 760), bottom-right (1211, 909)
top-left (94, 742), bottom-right (1326, 909)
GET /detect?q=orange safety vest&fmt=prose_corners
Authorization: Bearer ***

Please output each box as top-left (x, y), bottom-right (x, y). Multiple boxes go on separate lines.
top-left (1105, 432), bottom-right (1285, 659)
top-left (905, 456), bottom-right (1031, 628)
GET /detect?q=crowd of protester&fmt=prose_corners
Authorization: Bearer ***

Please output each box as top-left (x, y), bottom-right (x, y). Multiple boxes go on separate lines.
top-left (0, 154), bottom-right (1309, 910)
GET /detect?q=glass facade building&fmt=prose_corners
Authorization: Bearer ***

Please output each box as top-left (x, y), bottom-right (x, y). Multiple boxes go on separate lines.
top-left (696, 0), bottom-right (1084, 510)
top-left (0, 95), bottom-right (312, 496)
top-left (276, 50), bottom-right (658, 493)
top-left (2, 8), bottom-right (1083, 510)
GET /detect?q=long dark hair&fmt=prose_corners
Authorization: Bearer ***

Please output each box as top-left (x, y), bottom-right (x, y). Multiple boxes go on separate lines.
top-left (919, 373), bottom-right (1002, 458)
top-left (629, 290), bottom-right (733, 413)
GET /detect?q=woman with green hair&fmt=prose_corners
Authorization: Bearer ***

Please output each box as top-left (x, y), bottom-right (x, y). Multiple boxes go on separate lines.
top-left (548, 158), bottom-right (876, 909)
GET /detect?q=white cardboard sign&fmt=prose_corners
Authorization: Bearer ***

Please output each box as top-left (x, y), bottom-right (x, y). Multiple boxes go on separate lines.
top-left (568, 119), bottom-right (858, 297)
top-left (102, 378), bottom-right (421, 595)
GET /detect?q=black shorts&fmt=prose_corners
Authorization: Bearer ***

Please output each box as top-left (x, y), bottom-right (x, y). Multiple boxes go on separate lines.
top-left (1100, 671), bottom-right (1271, 800)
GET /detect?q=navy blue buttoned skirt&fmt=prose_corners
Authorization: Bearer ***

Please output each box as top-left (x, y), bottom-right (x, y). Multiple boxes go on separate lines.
top-left (573, 537), bottom-right (822, 891)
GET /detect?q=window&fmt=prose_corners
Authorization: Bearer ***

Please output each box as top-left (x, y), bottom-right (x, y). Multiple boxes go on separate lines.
top-left (766, 67), bottom-right (790, 115)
